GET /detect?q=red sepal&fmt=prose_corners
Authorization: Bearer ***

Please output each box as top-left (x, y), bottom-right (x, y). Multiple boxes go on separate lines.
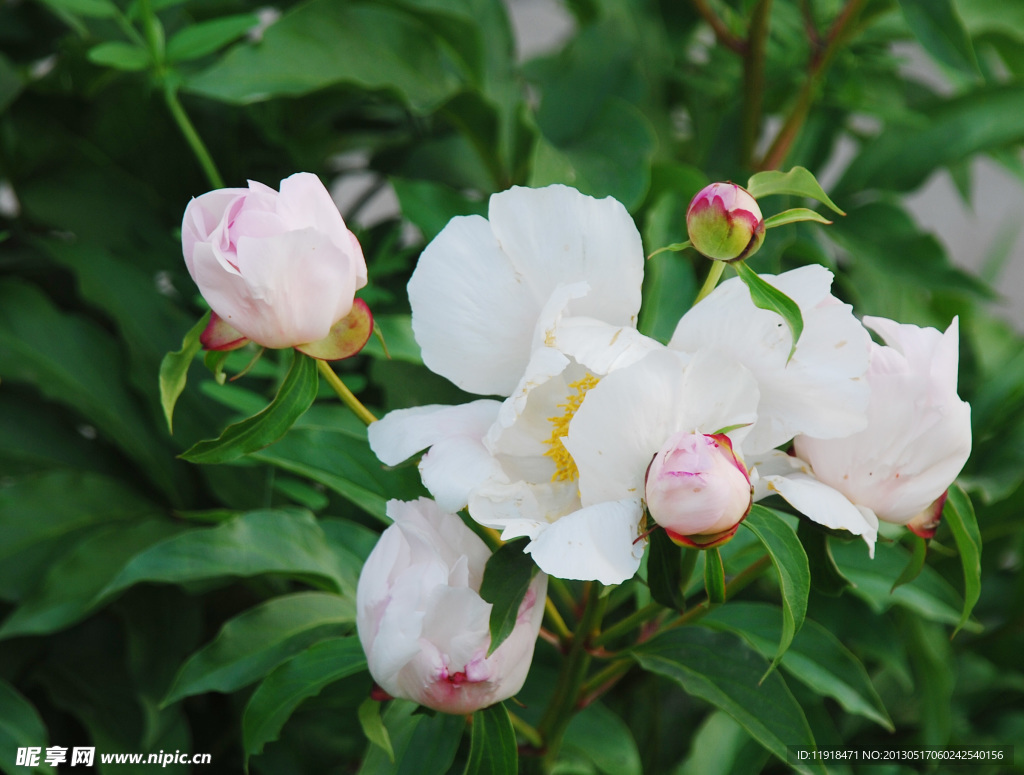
top-left (200, 312), bottom-right (249, 351)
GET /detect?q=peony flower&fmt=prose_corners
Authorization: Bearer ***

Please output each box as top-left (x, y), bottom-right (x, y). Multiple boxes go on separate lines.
top-left (182, 172), bottom-right (370, 359)
top-left (646, 432), bottom-right (752, 548)
top-left (754, 317), bottom-right (971, 552)
top-left (686, 182), bottom-right (765, 261)
top-left (669, 265), bottom-right (872, 455)
top-left (356, 499), bottom-right (546, 714)
top-left (407, 184), bottom-right (644, 396)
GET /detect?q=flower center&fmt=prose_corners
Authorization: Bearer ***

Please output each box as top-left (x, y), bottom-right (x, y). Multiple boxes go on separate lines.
top-left (544, 374), bottom-right (599, 482)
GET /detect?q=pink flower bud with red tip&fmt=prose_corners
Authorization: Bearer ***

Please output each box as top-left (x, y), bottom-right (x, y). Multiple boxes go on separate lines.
top-left (645, 432), bottom-right (752, 549)
top-left (182, 172), bottom-right (371, 360)
top-left (686, 182), bottom-right (765, 261)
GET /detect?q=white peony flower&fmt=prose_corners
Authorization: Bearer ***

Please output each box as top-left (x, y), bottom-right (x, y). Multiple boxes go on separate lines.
top-left (356, 499), bottom-right (546, 714)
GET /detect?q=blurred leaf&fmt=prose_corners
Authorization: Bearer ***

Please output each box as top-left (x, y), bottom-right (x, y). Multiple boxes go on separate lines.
top-left (356, 700), bottom-right (464, 775)
top-left (465, 703), bottom-right (516, 775)
top-left (648, 529), bottom-right (689, 611)
top-left (746, 167), bottom-right (845, 215)
top-left (562, 699), bottom-right (642, 775)
top-left (733, 261), bottom-right (804, 361)
top-left (479, 539), bottom-right (537, 656)
top-left (358, 698), bottom-right (394, 762)
top-left (0, 471), bottom-right (157, 602)
top-left (159, 312), bottom-right (208, 434)
top-left (0, 679), bottom-right (54, 775)
top-left (361, 314), bottom-right (423, 364)
top-left (762, 208), bottom-right (833, 229)
top-left (676, 711), bottom-right (769, 775)
top-left (905, 616), bottom-right (954, 747)
top-left (0, 52), bottom-right (22, 114)
top-left (943, 485), bottom-right (981, 635)
top-left (39, 0), bottom-right (117, 17)
top-left (899, 0), bottom-right (979, 76)
top-left (796, 521), bottom-right (853, 597)
top-left (320, 516), bottom-right (379, 564)
top-left (243, 637), bottom-right (367, 759)
top-left (163, 591), bottom-right (355, 705)
top-left (181, 351), bottom-right (318, 464)
top-left (87, 42), bottom-right (151, 72)
top-left (633, 628), bottom-right (822, 775)
top-left (166, 13), bottom-right (260, 62)
top-left (704, 603), bottom-right (894, 730)
top-left (890, 534), bottom-right (927, 592)
top-left (186, 0), bottom-right (460, 112)
top-left (742, 506), bottom-right (809, 675)
top-left (391, 177), bottom-right (487, 243)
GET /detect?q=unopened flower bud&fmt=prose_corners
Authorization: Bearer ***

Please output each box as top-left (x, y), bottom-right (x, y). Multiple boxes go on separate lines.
top-left (645, 432), bottom-right (752, 548)
top-left (686, 182), bottom-right (765, 261)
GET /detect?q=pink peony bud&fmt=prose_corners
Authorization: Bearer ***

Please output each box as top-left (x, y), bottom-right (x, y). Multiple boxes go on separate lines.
top-left (356, 499), bottom-right (546, 715)
top-left (645, 432), bottom-right (752, 548)
top-left (686, 182), bottom-right (765, 261)
top-left (181, 172), bottom-right (370, 358)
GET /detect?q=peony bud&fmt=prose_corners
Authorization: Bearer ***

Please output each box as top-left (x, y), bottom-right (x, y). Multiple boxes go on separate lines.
top-left (645, 432), bottom-right (752, 548)
top-left (686, 182), bottom-right (765, 261)
top-left (182, 172), bottom-right (370, 359)
top-left (356, 499), bottom-right (546, 714)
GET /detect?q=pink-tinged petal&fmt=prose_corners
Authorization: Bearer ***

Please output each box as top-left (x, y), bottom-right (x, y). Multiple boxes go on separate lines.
top-left (295, 298), bottom-right (373, 361)
top-left (200, 311), bottom-right (249, 351)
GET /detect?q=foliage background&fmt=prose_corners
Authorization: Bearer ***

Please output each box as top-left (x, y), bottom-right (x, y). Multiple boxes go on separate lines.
top-left (1, 0), bottom-right (1023, 772)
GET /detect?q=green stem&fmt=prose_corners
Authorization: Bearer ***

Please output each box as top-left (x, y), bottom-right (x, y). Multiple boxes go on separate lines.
top-left (691, 0), bottom-right (745, 54)
top-left (164, 86), bottom-right (226, 190)
top-left (693, 261), bottom-right (726, 305)
top-left (665, 553), bottom-right (773, 630)
top-left (591, 602), bottom-right (664, 648)
top-left (544, 597), bottom-right (573, 642)
top-left (741, 0), bottom-right (774, 168)
top-left (316, 359), bottom-right (378, 426)
top-left (509, 712), bottom-right (544, 749)
top-left (577, 659), bottom-right (634, 709)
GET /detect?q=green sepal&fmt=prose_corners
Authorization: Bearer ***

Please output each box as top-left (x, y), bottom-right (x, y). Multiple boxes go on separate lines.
top-left (647, 240), bottom-right (691, 259)
top-left (733, 260), bottom-right (804, 362)
top-left (891, 534), bottom-right (928, 593)
top-left (704, 547), bottom-right (726, 606)
top-left (763, 208), bottom-right (833, 229)
top-left (745, 166), bottom-right (845, 215)
top-left (159, 311), bottom-right (209, 434)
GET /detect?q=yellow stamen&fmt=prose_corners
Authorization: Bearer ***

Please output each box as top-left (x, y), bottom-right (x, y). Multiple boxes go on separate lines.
top-left (544, 374), bottom-right (600, 482)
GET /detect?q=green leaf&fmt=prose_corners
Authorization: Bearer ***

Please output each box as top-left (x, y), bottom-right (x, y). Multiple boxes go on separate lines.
top-left (186, 0), bottom-right (460, 112)
top-left (243, 637), bottom-right (367, 759)
top-left (891, 534), bottom-right (928, 592)
top-left (742, 506), bottom-right (810, 675)
top-left (159, 312), bottom-right (209, 434)
top-left (899, 0), bottom-right (979, 76)
top-left (762, 209), bottom-right (833, 229)
top-left (162, 591), bottom-right (355, 705)
top-left (0, 52), bottom-right (23, 114)
top-left (732, 261), bottom-right (804, 362)
top-left (632, 628), bottom-right (822, 775)
top-left (703, 546), bottom-right (726, 606)
top-left (39, 0), bottom-right (117, 17)
top-left (166, 13), bottom-right (260, 62)
top-left (745, 167), bottom-right (845, 215)
top-left (391, 177), bottom-right (487, 243)
top-left (87, 41), bottom-right (152, 71)
top-left (943, 484), bottom-right (982, 635)
top-left (0, 679), bottom-right (54, 775)
top-left (464, 703), bottom-right (517, 775)
top-left (360, 314), bottom-right (423, 364)
top-left (704, 603), bottom-right (893, 731)
top-left (478, 539), bottom-right (537, 656)
top-left (181, 350), bottom-right (318, 464)
top-left (647, 530), bottom-right (690, 611)
top-left (359, 698), bottom-right (395, 763)
top-left (796, 521), bottom-right (852, 597)
top-left (562, 700), bottom-right (643, 775)
top-left (357, 701), bottom-right (464, 775)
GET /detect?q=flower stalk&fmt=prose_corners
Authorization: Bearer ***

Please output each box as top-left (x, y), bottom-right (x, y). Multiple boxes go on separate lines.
top-left (316, 359), bottom-right (378, 426)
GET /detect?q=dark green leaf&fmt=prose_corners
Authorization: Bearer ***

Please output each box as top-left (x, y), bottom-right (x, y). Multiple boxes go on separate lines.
top-left (0, 679), bottom-right (54, 775)
top-left (186, 0), bottom-right (461, 112)
top-left (159, 312), bottom-right (208, 434)
top-left (162, 591), bottom-right (355, 705)
top-left (762, 209), bottom-right (833, 229)
top-left (742, 506), bottom-right (810, 674)
top-left (87, 42), bottom-right (151, 71)
top-left (181, 350), bottom-right (318, 464)
top-left (357, 701), bottom-right (464, 775)
top-left (732, 261), bottom-right (804, 362)
top-left (648, 529), bottom-right (689, 611)
top-left (943, 484), bottom-right (982, 635)
top-left (243, 637), bottom-right (367, 759)
top-left (562, 699), bottom-right (643, 775)
top-left (479, 539), bottom-right (537, 656)
top-left (796, 520), bottom-right (852, 597)
top-left (899, 0), bottom-right (979, 76)
top-left (39, 0), bottom-right (117, 17)
top-left (166, 13), bottom-right (260, 62)
top-left (745, 167), bottom-right (844, 215)
top-left (0, 52), bottom-right (23, 114)
top-left (464, 703), bottom-right (517, 775)
top-left (391, 177), bottom-right (487, 243)
top-left (704, 603), bottom-right (893, 730)
top-left (633, 628), bottom-right (822, 775)
top-left (891, 534), bottom-right (928, 592)
top-left (704, 546), bottom-right (726, 605)
top-left (358, 698), bottom-right (395, 762)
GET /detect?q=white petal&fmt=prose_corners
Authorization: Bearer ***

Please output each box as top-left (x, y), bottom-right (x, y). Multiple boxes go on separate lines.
top-left (420, 435), bottom-right (506, 513)
top-left (552, 317), bottom-right (664, 375)
top-left (368, 400), bottom-right (501, 465)
top-left (525, 499), bottom-right (646, 584)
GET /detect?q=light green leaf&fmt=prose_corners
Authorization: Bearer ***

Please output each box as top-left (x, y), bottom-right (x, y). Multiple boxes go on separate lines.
top-left (0, 679), bottom-right (55, 775)
top-left (943, 484), bottom-right (982, 635)
top-left (162, 592), bottom-right (355, 705)
top-left (479, 539), bottom-right (537, 656)
top-left (186, 0), bottom-right (460, 112)
top-left (899, 0), bottom-right (979, 76)
top-left (745, 167), bottom-right (845, 215)
top-left (243, 637), bottom-right (367, 760)
top-left (181, 350), bottom-right (318, 464)
top-left (359, 698), bottom-right (395, 763)
top-left (167, 13), bottom-right (260, 62)
top-left (762, 208), bottom-right (833, 229)
top-left (732, 261), bottom-right (804, 362)
top-left (159, 312), bottom-right (209, 434)
top-left (704, 603), bottom-right (893, 730)
top-left (632, 628), bottom-right (822, 775)
top-left (464, 703), bottom-right (517, 775)
top-left (87, 41), bottom-right (151, 71)
top-left (742, 506), bottom-right (810, 676)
